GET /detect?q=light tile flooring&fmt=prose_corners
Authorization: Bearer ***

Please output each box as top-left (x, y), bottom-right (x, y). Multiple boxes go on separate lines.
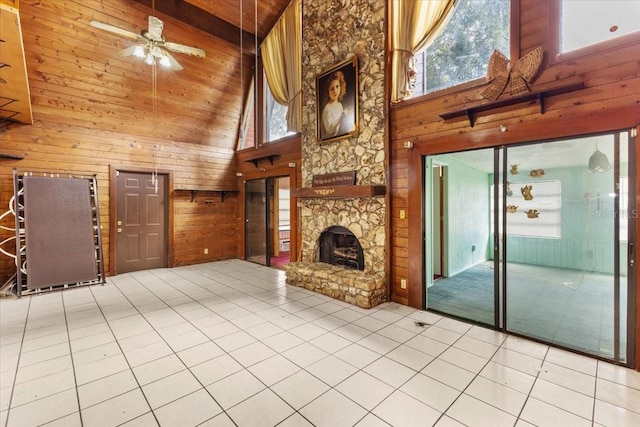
top-left (1, 260), bottom-right (639, 427)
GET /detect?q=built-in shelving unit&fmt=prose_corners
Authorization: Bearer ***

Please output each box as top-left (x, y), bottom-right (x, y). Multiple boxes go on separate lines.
top-left (440, 82), bottom-right (585, 127)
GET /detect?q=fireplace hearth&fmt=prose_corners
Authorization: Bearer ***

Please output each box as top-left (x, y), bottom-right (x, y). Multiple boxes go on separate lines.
top-left (318, 226), bottom-right (364, 271)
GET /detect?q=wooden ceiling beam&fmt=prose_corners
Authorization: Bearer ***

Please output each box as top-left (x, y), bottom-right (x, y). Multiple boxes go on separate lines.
top-left (130, 0), bottom-right (258, 55)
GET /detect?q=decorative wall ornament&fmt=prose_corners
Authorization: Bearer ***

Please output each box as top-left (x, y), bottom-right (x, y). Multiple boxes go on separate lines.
top-left (506, 205), bottom-right (518, 213)
top-left (481, 47), bottom-right (544, 100)
top-left (521, 185), bottom-right (533, 201)
top-left (529, 169), bottom-right (545, 178)
top-left (525, 209), bottom-right (540, 219)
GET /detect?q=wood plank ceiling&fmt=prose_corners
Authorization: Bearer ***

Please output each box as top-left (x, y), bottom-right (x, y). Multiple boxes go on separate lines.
top-left (186, 0), bottom-right (288, 39)
top-left (132, 0), bottom-right (291, 54)
top-left (0, 0), bottom-right (33, 125)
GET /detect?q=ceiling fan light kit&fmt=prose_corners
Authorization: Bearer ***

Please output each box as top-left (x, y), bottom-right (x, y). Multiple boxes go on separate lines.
top-left (90, 16), bottom-right (206, 71)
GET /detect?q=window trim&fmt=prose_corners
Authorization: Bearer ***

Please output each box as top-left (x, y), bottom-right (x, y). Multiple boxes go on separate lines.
top-left (548, 0), bottom-right (640, 65)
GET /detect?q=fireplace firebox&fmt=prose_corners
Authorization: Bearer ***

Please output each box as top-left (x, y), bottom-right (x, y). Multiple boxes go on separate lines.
top-left (318, 226), bottom-right (364, 271)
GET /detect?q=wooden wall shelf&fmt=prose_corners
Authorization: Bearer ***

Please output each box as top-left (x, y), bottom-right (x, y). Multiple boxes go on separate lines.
top-left (0, 153), bottom-right (24, 160)
top-left (244, 154), bottom-right (280, 168)
top-left (440, 82), bottom-right (585, 127)
top-left (292, 185), bottom-right (386, 199)
top-left (174, 188), bottom-right (238, 202)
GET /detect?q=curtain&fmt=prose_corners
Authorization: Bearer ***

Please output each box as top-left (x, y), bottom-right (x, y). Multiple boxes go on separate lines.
top-left (260, 0), bottom-right (302, 132)
top-left (390, 0), bottom-right (457, 102)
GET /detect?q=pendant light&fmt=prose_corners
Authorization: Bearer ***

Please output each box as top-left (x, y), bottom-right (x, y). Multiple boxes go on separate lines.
top-left (588, 144), bottom-right (610, 173)
top-left (150, 0), bottom-right (159, 193)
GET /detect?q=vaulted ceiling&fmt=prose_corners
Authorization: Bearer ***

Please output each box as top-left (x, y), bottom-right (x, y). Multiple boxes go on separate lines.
top-left (0, 0), bottom-right (291, 126)
top-left (186, 0), bottom-right (290, 39)
top-left (131, 0), bottom-right (291, 54)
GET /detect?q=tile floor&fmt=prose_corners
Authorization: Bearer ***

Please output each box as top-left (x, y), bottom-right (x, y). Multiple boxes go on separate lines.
top-left (1, 260), bottom-right (639, 427)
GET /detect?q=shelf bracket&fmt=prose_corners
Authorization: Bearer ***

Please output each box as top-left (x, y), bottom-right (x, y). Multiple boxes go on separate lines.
top-left (466, 110), bottom-right (476, 128)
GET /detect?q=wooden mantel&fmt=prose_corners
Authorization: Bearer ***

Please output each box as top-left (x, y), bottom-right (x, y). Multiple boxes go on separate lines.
top-left (292, 185), bottom-right (386, 199)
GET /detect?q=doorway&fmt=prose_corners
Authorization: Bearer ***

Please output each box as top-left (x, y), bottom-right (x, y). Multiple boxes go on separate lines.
top-left (113, 170), bottom-right (168, 274)
top-left (424, 130), bottom-right (636, 365)
top-left (245, 176), bottom-right (291, 268)
top-left (432, 164), bottom-right (445, 280)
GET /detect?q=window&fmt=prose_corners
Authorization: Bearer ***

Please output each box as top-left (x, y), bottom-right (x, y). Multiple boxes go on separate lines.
top-left (492, 180), bottom-right (562, 239)
top-left (619, 177), bottom-right (631, 242)
top-left (264, 72), bottom-right (295, 143)
top-left (237, 78), bottom-right (255, 151)
top-left (411, 0), bottom-right (510, 97)
top-left (559, 0), bottom-right (640, 53)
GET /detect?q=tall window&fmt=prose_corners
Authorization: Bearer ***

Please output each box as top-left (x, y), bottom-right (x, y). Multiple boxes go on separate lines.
top-left (412, 0), bottom-right (510, 97)
top-left (264, 73), bottom-right (294, 143)
top-left (559, 0), bottom-right (640, 53)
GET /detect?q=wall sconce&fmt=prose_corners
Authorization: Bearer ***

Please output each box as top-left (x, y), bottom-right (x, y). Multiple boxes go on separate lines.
top-left (403, 141), bottom-right (413, 149)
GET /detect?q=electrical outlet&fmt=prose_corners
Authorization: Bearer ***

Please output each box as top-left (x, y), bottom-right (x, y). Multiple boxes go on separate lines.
top-left (204, 248), bottom-right (209, 254)
top-left (400, 279), bottom-right (407, 289)
top-left (399, 209), bottom-right (406, 219)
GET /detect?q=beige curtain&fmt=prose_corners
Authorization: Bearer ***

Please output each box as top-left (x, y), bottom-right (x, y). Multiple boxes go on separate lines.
top-left (260, 0), bottom-right (302, 132)
top-left (390, 0), bottom-right (457, 102)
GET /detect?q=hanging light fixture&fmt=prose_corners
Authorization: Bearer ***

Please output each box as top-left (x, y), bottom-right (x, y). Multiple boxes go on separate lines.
top-left (133, 45), bottom-right (145, 58)
top-left (588, 144), bottom-right (611, 173)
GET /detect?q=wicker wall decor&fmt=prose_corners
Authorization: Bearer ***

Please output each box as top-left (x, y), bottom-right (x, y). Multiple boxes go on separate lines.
top-left (481, 47), bottom-right (543, 100)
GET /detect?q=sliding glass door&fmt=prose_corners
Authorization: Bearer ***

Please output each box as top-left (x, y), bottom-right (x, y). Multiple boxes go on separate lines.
top-left (246, 179), bottom-right (268, 265)
top-left (425, 130), bottom-right (635, 364)
top-left (425, 150), bottom-right (497, 325)
top-left (245, 177), bottom-right (292, 268)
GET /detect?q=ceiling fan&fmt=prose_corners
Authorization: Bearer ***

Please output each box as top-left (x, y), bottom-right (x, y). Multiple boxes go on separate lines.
top-left (90, 16), bottom-right (206, 71)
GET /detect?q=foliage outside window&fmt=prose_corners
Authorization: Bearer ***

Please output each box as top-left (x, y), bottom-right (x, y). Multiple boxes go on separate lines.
top-left (264, 72), bottom-right (295, 143)
top-left (411, 0), bottom-right (510, 97)
top-left (559, 1), bottom-right (640, 53)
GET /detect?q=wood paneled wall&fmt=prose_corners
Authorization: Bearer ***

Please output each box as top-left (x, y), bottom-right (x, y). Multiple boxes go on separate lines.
top-left (0, 0), bottom-right (252, 281)
top-left (389, 0), bottom-right (640, 308)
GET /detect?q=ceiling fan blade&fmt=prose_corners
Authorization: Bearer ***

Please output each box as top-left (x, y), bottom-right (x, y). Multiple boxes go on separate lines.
top-left (164, 42), bottom-right (206, 58)
top-left (90, 20), bottom-right (139, 40)
top-left (147, 16), bottom-right (164, 41)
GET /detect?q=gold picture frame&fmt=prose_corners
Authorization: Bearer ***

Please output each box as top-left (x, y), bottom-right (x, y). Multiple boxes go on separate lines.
top-left (316, 56), bottom-right (359, 143)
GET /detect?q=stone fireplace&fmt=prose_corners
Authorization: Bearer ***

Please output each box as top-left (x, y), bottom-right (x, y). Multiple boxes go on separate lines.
top-left (284, 195), bottom-right (386, 309)
top-left (284, 0), bottom-right (387, 309)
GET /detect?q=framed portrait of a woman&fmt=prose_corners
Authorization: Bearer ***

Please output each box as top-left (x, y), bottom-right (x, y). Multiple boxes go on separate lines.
top-left (316, 56), bottom-right (359, 143)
